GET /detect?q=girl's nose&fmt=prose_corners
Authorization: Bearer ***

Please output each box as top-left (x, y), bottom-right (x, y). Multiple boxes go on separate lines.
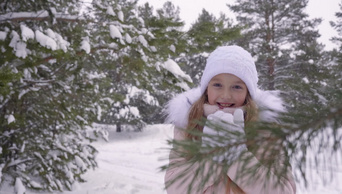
top-left (222, 89), bottom-right (232, 100)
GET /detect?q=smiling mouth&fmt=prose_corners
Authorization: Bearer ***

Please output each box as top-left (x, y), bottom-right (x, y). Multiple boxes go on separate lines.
top-left (217, 102), bottom-right (235, 109)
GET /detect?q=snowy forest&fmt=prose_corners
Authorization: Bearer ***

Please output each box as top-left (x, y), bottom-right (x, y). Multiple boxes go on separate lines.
top-left (0, 0), bottom-right (342, 193)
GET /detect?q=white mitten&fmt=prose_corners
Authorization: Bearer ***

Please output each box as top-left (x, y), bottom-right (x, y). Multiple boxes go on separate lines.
top-left (201, 109), bottom-right (247, 162)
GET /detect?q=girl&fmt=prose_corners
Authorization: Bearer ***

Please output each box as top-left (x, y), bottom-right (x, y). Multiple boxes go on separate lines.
top-left (164, 46), bottom-right (296, 194)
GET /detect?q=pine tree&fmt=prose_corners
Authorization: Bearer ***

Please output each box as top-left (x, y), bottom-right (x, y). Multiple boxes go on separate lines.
top-left (181, 9), bottom-right (241, 84)
top-left (0, 0), bottom-right (106, 191)
top-left (86, 0), bottom-right (149, 131)
top-left (228, 0), bottom-right (323, 91)
top-left (89, 0), bottom-right (192, 131)
top-left (0, 0), bottom-right (191, 191)
top-left (286, 3), bottom-right (342, 185)
top-left (137, 1), bottom-right (192, 124)
top-left (139, 1), bottom-right (187, 59)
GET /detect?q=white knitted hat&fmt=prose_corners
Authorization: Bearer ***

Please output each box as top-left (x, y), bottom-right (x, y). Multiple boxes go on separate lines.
top-left (200, 45), bottom-right (258, 98)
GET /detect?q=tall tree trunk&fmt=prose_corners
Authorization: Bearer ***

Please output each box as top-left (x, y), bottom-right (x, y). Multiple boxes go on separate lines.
top-left (267, 57), bottom-right (275, 90)
top-left (116, 122), bottom-right (122, 132)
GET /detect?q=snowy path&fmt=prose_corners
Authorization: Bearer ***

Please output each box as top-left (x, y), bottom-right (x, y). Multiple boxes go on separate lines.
top-left (63, 124), bottom-right (172, 194)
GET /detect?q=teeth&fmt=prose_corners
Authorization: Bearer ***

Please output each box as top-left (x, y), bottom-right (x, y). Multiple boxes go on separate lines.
top-left (218, 103), bottom-right (234, 107)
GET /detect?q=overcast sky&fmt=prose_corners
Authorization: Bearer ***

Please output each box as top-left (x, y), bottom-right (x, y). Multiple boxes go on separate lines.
top-left (139, 0), bottom-right (341, 50)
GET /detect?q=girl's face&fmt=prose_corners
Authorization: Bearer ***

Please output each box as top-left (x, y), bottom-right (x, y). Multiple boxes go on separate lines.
top-left (207, 73), bottom-right (248, 109)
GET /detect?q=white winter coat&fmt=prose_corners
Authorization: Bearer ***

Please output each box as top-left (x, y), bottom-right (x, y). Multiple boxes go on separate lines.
top-left (164, 87), bottom-right (296, 194)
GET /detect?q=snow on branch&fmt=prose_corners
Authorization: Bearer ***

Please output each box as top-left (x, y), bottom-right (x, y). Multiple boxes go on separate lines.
top-left (0, 10), bottom-right (86, 22)
top-left (162, 59), bottom-right (192, 83)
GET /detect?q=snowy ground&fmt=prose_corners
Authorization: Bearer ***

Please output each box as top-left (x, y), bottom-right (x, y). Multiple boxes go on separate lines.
top-left (62, 124), bottom-right (172, 194)
top-left (1, 124), bottom-right (341, 194)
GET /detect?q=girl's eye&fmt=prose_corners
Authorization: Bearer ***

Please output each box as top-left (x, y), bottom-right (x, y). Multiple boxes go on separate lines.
top-left (233, 85), bottom-right (243, 89)
top-left (213, 83), bottom-right (222, 87)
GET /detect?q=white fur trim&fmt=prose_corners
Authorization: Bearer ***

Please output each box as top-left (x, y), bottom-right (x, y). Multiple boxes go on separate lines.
top-left (165, 87), bottom-right (201, 128)
top-left (165, 88), bottom-right (285, 128)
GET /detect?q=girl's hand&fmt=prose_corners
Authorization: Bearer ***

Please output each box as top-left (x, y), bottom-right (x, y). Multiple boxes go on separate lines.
top-left (201, 109), bottom-right (247, 162)
top-left (207, 109), bottom-right (245, 132)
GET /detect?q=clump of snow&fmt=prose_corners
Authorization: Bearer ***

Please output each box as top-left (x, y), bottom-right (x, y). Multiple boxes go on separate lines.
top-left (7, 114), bottom-right (15, 124)
top-left (15, 41), bottom-right (28, 58)
top-left (75, 156), bottom-right (86, 170)
top-left (0, 31), bottom-right (7, 40)
top-left (125, 33), bottom-right (132, 44)
top-left (162, 59), bottom-right (192, 83)
top-left (147, 31), bottom-right (155, 39)
top-left (23, 68), bottom-right (31, 79)
top-left (50, 7), bottom-right (57, 15)
top-left (169, 45), bottom-right (176, 53)
top-left (141, 28), bottom-right (148, 34)
top-left (20, 25), bottom-right (34, 41)
top-left (29, 180), bottom-right (42, 189)
top-left (80, 38), bottom-right (91, 54)
top-left (9, 31), bottom-right (28, 58)
top-left (35, 30), bottom-right (57, 50)
top-left (303, 77), bottom-right (309, 84)
top-left (45, 29), bottom-right (70, 52)
top-left (86, 72), bottom-right (106, 80)
top-left (55, 33), bottom-right (70, 52)
top-left (15, 178), bottom-right (26, 194)
top-left (150, 46), bottom-right (157, 52)
top-left (138, 35), bottom-right (148, 48)
top-left (106, 7), bottom-right (115, 16)
top-left (118, 11), bottom-right (124, 22)
top-left (129, 106), bottom-right (140, 118)
top-left (124, 86), bottom-right (158, 106)
top-left (119, 106), bottom-right (141, 119)
top-left (119, 38), bottom-right (126, 45)
top-left (109, 25), bottom-right (122, 39)
top-left (176, 82), bottom-right (190, 91)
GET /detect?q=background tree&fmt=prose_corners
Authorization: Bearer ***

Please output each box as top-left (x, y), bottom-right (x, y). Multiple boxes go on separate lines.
top-left (228, 0), bottom-right (323, 91)
top-left (180, 9), bottom-right (241, 84)
top-left (90, 0), bottom-right (191, 131)
top-left (137, 1), bottom-right (191, 125)
top-left (0, 0), bottom-right (192, 191)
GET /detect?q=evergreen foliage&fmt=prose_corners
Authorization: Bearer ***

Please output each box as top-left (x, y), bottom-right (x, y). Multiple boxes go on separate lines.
top-left (93, 0), bottom-right (191, 130)
top-left (181, 9), bottom-right (241, 84)
top-left (136, 1), bottom-right (191, 125)
top-left (228, 0), bottom-right (323, 91)
top-left (0, 0), bottom-right (191, 191)
top-left (0, 0), bottom-right (102, 191)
